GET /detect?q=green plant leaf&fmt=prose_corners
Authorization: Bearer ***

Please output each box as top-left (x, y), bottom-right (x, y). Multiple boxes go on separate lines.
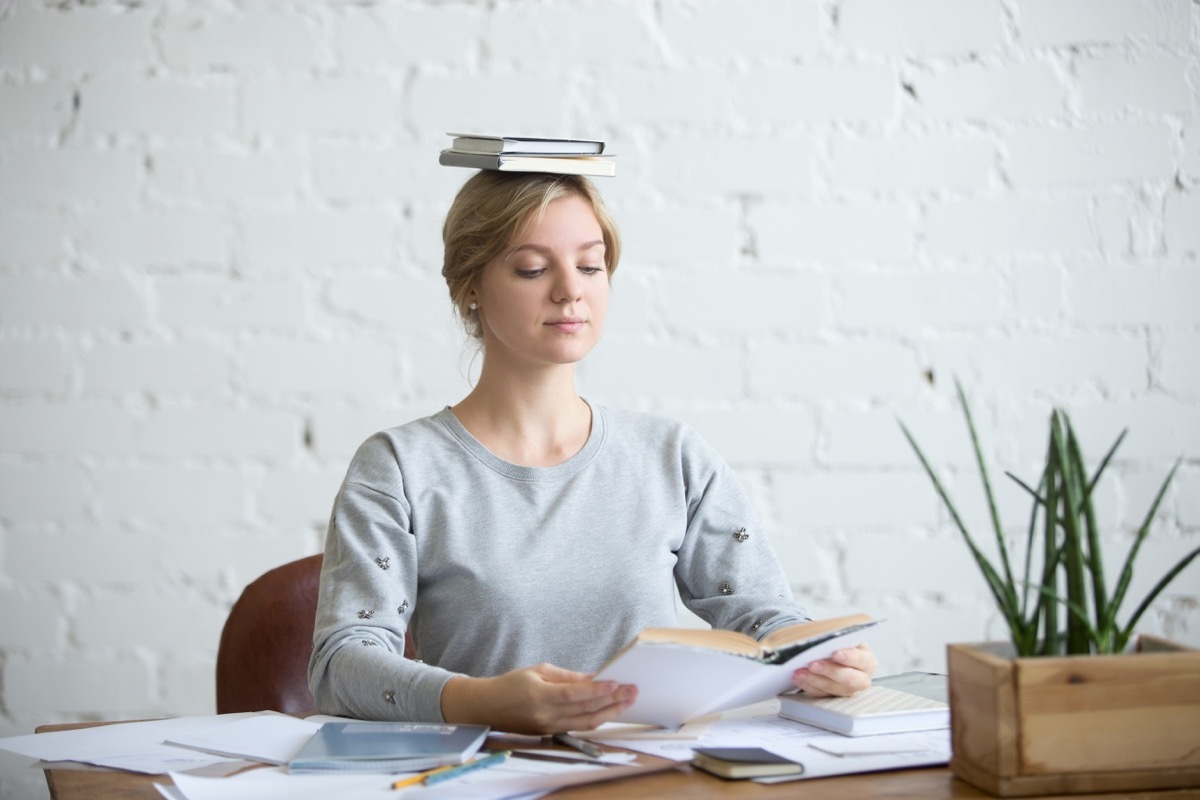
top-left (1116, 544), bottom-right (1200, 651)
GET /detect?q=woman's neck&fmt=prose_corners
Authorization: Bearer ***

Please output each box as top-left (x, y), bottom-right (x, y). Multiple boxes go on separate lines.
top-left (450, 362), bottom-right (592, 468)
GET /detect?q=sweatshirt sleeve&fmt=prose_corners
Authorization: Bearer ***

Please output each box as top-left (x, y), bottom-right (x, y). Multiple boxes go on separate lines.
top-left (307, 433), bottom-right (460, 722)
top-left (671, 427), bottom-right (811, 640)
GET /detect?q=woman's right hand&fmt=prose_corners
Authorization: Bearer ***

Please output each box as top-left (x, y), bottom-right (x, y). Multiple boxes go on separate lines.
top-left (440, 663), bottom-right (637, 734)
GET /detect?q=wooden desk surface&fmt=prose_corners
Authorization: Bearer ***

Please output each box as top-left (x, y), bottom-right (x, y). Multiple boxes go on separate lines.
top-left (35, 721), bottom-right (1200, 800)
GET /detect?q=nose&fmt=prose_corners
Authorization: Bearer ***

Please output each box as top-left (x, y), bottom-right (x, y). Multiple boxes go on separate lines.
top-left (551, 265), bottom-right (582, 303)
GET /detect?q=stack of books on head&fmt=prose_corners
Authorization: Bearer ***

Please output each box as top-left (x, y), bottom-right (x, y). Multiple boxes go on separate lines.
top-left (439, 132), bottom-right (616, 177)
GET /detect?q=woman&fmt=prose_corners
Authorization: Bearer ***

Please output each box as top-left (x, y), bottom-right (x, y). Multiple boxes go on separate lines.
top-left (308, 170), bottom-right (876, 734)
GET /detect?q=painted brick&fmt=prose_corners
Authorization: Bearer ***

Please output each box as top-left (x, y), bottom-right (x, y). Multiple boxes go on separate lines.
top-left (911, 62), bottom-right (1066, 120)
top-left (1069, 265), bottom-right (1199, 327)
top-left (324, 275), bottom-right (456, 335)
top-left (73, 593), bottom-right (226, 649)
top-left (838, 0), bottom-right (1006, 56)
top-left (0, 148), bottom-right (141, 206)
top-left (661, 0), bottom-right (821, 60)
top-left (657, 272), bottom-right (827, 336)
top-left (0, 464), bottom-right (87, 521)
top-left (0, 213), bottom-right (63, 265)
top-left (826, 404), bottom-right (993, 469)
top-left (1077, 56), bottom-right (1192, 116)
top-left (600, 68), bottom-right (737, 126)
top-left (1011, 262), bottom-right (1066, 325)
top-left (312, 143), bottom-right (440, 204)
top-left (160, 654), bottom-right (220, 716)
top-left (843, 533), bottom-right (982, 594)
top-left (734, 64), bottom-right (899, 123)
top-left (828, 134), bottom-right (994, 193)
top-left (1164, 192), bottom-right (1200, 256)
top-left (1183, 121), bottom-right (1200, 182)
top-left (0, 591), bottom-right (62, 648)
top-left (94, 467), bottom-right (244, 525)
top-left (1049, 400), bottom-right (1200, 462)
top-left (0, 81), bottom-right (74, 139)
top-left (773, 471), bottom-right (941, 529)
top-left (754, 202), bottom-right (914, 263)
top-left (836, 270), bottom-right (1006, 330)
top-left (82, 342), bottom-right (228, 396)
top-left (151, 149), bottom-right (306, 203)
top-left (78, 211), bottom-right (229, 267)
top-left (78, 75), bottom-right (236, 137)
top-left (584, 341), bottom-right (743, 401)
top-left (334, 5), bottom-right (483, 65)
top-left (490, 5), bottom-right (657, 65)
top-left (615, 206), bottom-right (740, 270)
top-left (1177, 469), bottom-right (1200, 528)
top-left (926, 335), bottom-right (1148, 397)
top-left (136, 408), bottom-right (300, 459)
top-left (0, 277), bottom-right (145, 329)
top-left (159, 8), bottom-right (320, 71)
top-left (0, 340), bottom-right (73, 393)
top-left (0, 406), bottom-right (139, 456)
top-left (242, 209), bottom-right (395, 271)
top-left (1006, 122), bottom-right (1176, 187)
top-left (748, 340), bottom-right (923, 400)
top-left (153, 277), bottom-right (306, 332)
top-left (257, 468), bottom-right (345, 529)
top-left (243, 77), bottom-right (399, 137)
top-left (1159, 332), bottom-right (1200, 399)
top-left (410, 75), bottom-right (568, 133)
top-left (1017, 0), bottom-right (1190, 47)
top-left (308, 404), bottom-right (436, 460)
top-left (4, 655), bottom-right (155, 715)
top-left (670, 405), bottom-right (818, 468)
top-left (652, 135), bottom-right (818, 198)
top-left (926, 198), bottom-right (1092, 257)
top-left (0, 5), bottom-right (151, 72)
top-left (241, 341), bottom-right (396, 398)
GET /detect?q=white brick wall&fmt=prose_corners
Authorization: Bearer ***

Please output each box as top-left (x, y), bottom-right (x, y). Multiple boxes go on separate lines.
top-left (1, 1), bottom-right (1198, 797)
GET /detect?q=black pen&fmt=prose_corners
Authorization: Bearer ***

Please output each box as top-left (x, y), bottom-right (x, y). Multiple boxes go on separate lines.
top-left (552, 732), bottom-right (603, 759)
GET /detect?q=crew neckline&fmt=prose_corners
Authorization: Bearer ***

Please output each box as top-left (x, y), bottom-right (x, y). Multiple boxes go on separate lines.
top-left (434, 400), bottom-right (606, 482)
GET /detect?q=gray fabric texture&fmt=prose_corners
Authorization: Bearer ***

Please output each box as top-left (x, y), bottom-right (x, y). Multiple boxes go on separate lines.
top-left (308, 403), bottom-right (809, 722)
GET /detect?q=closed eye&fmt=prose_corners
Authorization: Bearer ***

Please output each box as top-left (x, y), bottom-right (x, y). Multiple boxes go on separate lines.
top-left (578, 266), bottom-right (605, 275)
top-left (516, 268), bottom-right (546, 279)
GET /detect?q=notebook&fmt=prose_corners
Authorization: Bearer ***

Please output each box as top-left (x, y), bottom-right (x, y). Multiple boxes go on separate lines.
top-left (287, 721), bottom-right (489, 773)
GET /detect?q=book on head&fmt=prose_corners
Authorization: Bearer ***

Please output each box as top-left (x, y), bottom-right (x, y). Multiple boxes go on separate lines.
top-left (438, 149), bottom-right (616, 177)
top-left (448, 133), bottom-right (605, 155)
top-left (593, 614), bottom-right (883, 728)
top-left (691, 747), bottom-right (805, 780)
top-left (287, 721), bottom-right (489, 774)
top-left (777, 678), bottom-right (949, 736)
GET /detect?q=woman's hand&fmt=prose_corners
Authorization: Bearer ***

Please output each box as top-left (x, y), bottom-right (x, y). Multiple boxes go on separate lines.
top-left (791, 642), bottom-right (878, 697)
top-left (441, 663), bottom-right (637, 734)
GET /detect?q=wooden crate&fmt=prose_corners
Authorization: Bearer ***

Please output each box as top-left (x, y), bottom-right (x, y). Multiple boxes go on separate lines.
top-left (947, 637), bottom-right (1200, 797)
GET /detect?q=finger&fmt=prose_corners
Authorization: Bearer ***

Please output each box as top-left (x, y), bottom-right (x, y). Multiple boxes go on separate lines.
top-left (553, 687), bottom-right (638, 733)
top-left (792, 659), bottom-right (871, 697)
top-left (830, 643), bottom-right (879, 675)
top-left (532, 663), bottom-right (594, 683)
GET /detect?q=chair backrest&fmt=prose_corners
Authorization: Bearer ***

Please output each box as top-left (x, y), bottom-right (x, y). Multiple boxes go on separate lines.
top-left (216, 554), bottom-right (323, 714)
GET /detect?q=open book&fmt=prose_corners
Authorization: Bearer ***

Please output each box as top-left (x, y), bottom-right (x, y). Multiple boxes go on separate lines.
top-left (593, 614), bottom-right (882, 728)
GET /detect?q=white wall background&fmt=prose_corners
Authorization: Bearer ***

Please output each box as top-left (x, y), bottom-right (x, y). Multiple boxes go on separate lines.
top-left (1, 0), bottom-right (1199, 795)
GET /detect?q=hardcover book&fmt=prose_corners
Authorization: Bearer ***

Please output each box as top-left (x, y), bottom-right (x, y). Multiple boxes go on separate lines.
top-left (691, 746), bottom-right (805, 779)
top-left (287, 721), bottom-right (489, 774)
top-left (447, 133), bottom-right (605, 155)
top-left (438, 150), bottom-right (616, 177)
top-left (778, 682), bottom-right (949, 736)
top-left (593, 614), bottom-right (882, 728)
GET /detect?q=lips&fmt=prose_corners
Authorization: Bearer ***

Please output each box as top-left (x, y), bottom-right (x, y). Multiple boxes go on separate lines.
top-left (547, 317), bottom-right (585, 333)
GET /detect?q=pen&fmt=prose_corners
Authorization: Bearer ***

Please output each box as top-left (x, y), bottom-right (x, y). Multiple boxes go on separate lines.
top-left (552, 732), bottom-right (603, 759)
top-left (422, 750), bottom-right (510, 786)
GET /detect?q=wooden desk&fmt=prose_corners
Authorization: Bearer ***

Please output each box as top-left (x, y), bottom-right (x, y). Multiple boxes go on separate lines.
top-left (36, 721), bottom-right (1200, 800)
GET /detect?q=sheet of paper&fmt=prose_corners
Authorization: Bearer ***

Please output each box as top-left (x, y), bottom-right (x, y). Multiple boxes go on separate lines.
top-left (165, 714), bottom-right (322, 765)
top-left (166, 757), bottom-right (613, 800)
top-left (603, 700), bottom-right (950, 780)
top-left (0, 714), bottom-right (261, 774)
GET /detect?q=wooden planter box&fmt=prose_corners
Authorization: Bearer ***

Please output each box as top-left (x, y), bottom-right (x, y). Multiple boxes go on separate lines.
top-left (947, 636), bottom-right (1200, 797)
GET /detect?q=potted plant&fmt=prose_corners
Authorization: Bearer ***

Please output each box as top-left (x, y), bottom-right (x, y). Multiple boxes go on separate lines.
top-left (900, 382), bottom-right (1200, 797)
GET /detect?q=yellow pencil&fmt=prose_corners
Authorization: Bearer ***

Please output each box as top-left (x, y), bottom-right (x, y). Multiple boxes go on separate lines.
top-left (390, 763), bottom-right (455, 790)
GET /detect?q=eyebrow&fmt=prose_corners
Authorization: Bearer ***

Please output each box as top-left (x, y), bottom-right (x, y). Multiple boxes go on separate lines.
top-left (506, 240), bottom-right (606, 259)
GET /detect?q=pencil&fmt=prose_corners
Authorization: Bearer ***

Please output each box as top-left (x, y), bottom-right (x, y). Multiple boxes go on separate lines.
top-left (422, 750), bottom-right (510, 786)
top-left (553, 732), bottom-right (603, 759)
top-left (390, 763), bottom-right (455, 790)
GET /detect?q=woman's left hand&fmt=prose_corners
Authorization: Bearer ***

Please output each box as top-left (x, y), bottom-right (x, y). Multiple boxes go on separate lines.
top-left (791, 642), bottom-right (878, 697)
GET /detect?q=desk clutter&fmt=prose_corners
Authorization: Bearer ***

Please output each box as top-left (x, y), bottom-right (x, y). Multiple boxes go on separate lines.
top-left (1, 674), bottom-right (951, 797)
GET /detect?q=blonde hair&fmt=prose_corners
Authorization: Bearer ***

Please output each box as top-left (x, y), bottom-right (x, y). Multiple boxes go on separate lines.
top-left (442, 171), bottom-right (621, 339)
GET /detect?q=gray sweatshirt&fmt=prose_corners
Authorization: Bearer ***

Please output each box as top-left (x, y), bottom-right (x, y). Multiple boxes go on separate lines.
top-left (308, 404), bottom-right (809, 722)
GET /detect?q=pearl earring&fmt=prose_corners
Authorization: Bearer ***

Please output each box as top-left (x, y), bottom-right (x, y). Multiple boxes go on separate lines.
top-left (468, 302), bottom-right (478, 311)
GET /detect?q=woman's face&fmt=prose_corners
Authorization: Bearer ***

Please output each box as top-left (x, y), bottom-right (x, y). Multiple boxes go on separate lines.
top-left (473, 194), bottom-right (610, 371)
